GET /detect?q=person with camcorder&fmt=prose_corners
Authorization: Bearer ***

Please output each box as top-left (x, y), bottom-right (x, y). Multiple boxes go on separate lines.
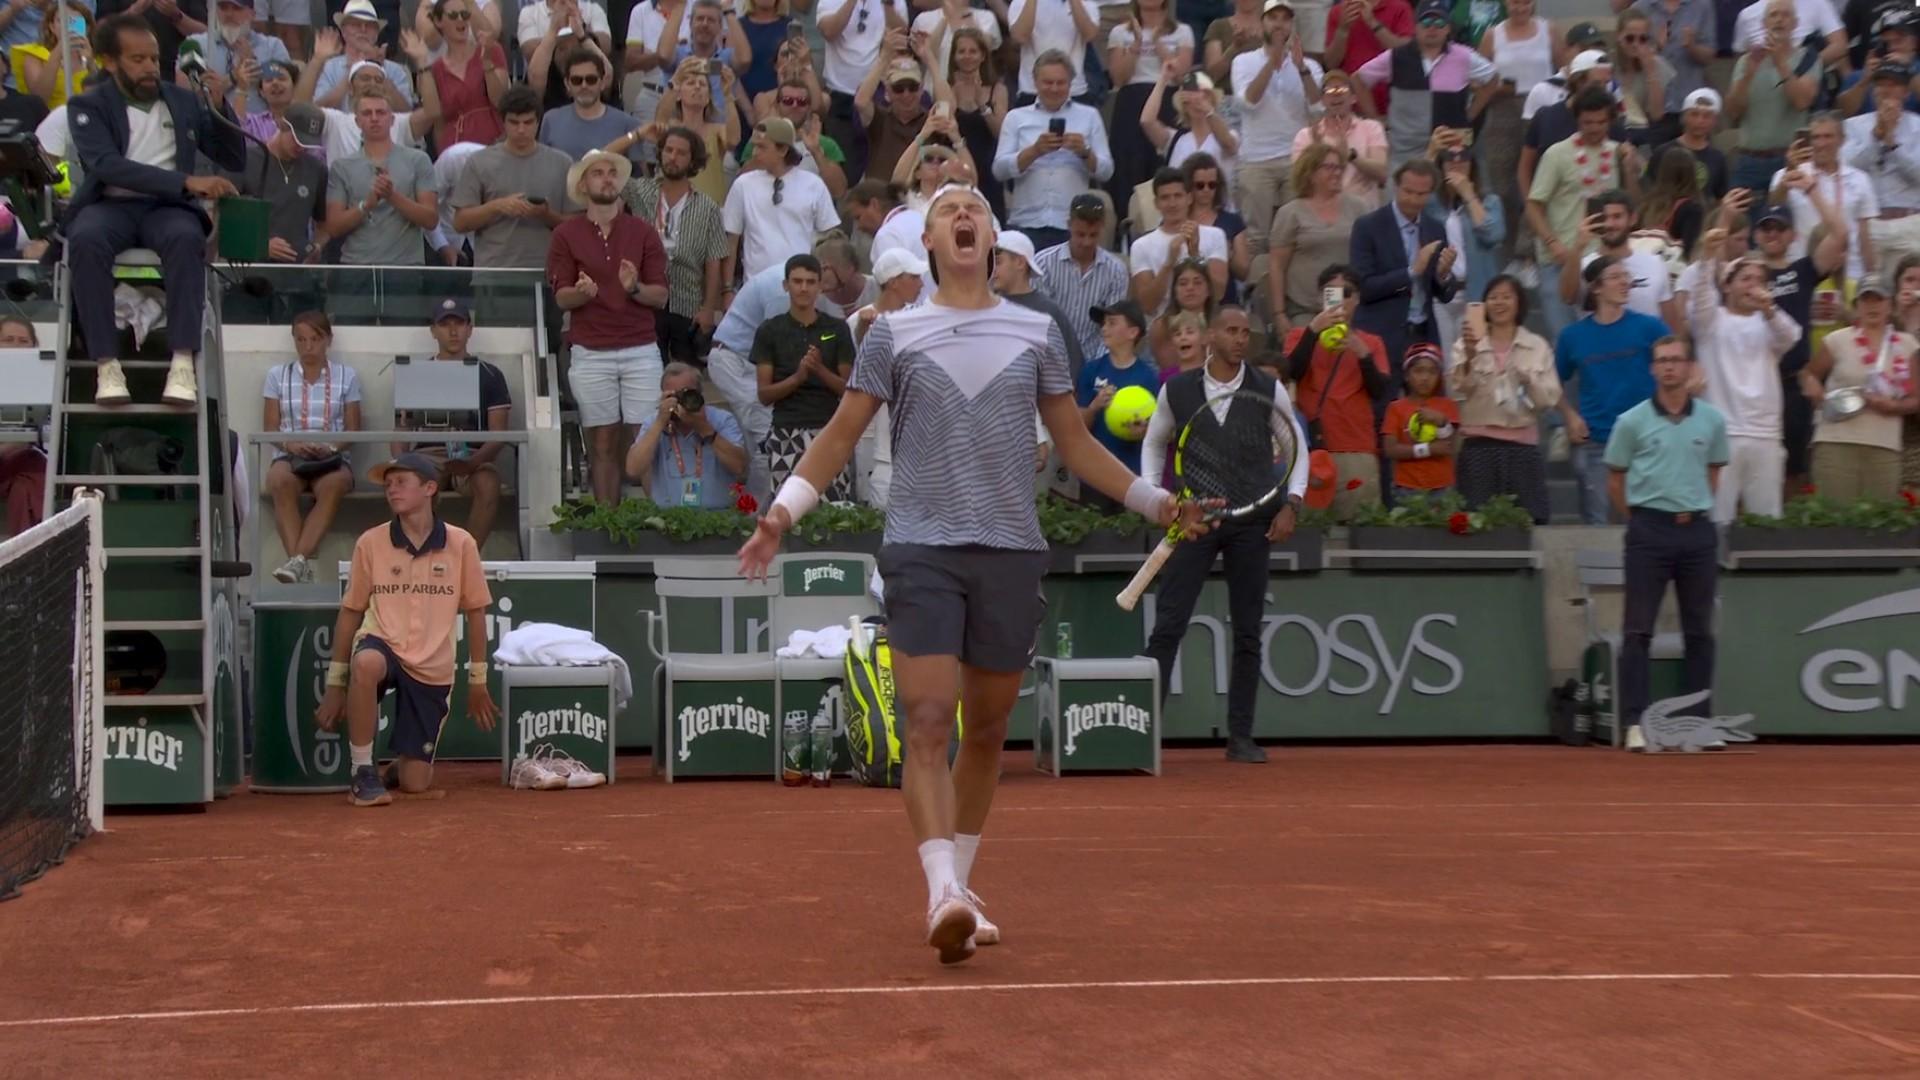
top-left (625, 360), bottom-right (748, 508)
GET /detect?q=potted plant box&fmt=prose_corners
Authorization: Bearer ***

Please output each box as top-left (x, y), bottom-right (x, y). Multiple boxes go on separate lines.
top-left (1344, 495), bottom-right (1536, 571)
top-left (1726, 495), bottom-right (1920, 570)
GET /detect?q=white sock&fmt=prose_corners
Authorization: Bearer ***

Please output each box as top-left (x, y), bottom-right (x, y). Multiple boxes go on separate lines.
top-left (919, 838), bottom-right (957, 902)
top-left (953, 833), bottom-right (981, 890)
top-left (350, 743), bottom-right (373, 769)
top-left (171, 349), bottom-right (194, 368)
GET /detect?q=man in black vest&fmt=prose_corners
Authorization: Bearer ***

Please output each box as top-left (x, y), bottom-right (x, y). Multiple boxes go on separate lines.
top-left (1139, 306), bottom-right (1310, 763)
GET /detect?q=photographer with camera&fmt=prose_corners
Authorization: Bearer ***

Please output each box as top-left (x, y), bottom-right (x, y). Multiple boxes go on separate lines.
top-left (624, 361), bottom-right (747, 507)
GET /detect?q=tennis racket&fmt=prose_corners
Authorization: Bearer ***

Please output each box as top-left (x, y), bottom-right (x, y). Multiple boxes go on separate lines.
top-left (1114, 387), bottom-right (1302, 611)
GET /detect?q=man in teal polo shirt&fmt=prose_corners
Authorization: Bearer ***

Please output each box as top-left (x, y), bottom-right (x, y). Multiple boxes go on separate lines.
top-left (1604, 335), bottom-right (1730, 751)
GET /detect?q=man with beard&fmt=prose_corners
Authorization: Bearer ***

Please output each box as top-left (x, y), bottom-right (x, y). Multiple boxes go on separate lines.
top-left (1557, 188), bottom-right (1681, 329)
top-left (179, 0), bottom-right (289, 114)
top-left (548, 149), bottom-right (669, 504)
top-left (737, 182), bottom-right (1210, 965)
top-left (620, 124), bottom-right (727, 364)
top-left (451, 85), bottom-right (575, 269)
top-left (66, 13), bottom-right (246, 408)
top-left (539, 46), bottom-right (643, 162)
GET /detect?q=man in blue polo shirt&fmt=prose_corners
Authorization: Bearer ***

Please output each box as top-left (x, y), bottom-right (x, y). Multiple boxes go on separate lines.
top-left (1557, 255), bottom-right (1670, 524)
top-left (1604, 335), bottom-right (1730, 752)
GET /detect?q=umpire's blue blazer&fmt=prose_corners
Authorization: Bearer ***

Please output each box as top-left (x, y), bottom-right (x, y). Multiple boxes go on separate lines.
top-left (64, 77), bottom-right (247, 233)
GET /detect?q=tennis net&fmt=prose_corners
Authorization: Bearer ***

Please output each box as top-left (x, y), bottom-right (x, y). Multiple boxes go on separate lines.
top-left (0, 494), bottom-right (103, 900)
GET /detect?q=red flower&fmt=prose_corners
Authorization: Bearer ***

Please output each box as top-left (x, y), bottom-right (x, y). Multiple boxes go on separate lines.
top-left (1904, 490), bottom-right (1919, 508)
top-left (1803, 484), bottom-right (1818, 496)
top-left (1447, 512), bottom-right (1471, 536)
top-left (736, 493), bottom-right (758, 514)
top-left (1345, 478), bottom-right (1363, 490)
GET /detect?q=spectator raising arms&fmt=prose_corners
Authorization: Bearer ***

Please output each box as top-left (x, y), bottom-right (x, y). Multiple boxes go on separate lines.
top-left (1448, 274), bottom-right (1561, 521)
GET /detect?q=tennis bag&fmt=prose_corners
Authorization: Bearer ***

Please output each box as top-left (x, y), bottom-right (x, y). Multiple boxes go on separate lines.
top-left (842, 617), bottom-right (961, 787)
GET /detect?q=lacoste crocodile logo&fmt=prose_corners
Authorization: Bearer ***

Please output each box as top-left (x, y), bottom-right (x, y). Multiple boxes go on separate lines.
top-left (1642, 689), bottom-right (1756, 754)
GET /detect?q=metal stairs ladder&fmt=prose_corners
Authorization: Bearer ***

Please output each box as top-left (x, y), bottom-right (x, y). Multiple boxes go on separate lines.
top-left (45, 251), bottom-right (248, 806)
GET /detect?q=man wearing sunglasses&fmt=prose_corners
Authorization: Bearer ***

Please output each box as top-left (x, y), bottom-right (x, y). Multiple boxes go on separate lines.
top-left (1352, 0), bottom-right (1499, 171)
top-left (816, 0), bottom-right (910, 181)
top-left (737, 75), bottom-right (849, 197)
top-left (538, 46), bottom-right (643, 160)
top-left (856, 44), bottom-right (946, 186)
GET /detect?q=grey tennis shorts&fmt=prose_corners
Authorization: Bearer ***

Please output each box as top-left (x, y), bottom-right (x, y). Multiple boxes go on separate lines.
top-left (876, 543), bottom-right (1051, 673)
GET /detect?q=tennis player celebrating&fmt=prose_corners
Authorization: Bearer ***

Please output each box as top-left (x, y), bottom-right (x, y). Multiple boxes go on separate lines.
top-left (738, 185), bottom-right (1209, 965)
top-left (316, 452), bottom-right (498, 807)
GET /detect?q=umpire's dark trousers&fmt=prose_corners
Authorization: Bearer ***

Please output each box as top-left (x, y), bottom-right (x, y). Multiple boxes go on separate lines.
top-left (1619, 507), bottom-right (1718, 728)
top-left (69, 198), bottom-right (207, 361)
top-left (1144, 517), bottom-right (1271, 740)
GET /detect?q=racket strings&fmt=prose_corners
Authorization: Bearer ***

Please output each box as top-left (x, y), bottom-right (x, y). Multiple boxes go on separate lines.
top-left (1177, 405), bottom-right (1295, 514)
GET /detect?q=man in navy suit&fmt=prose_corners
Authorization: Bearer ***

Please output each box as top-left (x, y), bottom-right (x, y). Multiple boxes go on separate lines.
top-left (1348, 158), bottom-right (1458, 386)
top-left (65, 14), bottom-right (246, 408)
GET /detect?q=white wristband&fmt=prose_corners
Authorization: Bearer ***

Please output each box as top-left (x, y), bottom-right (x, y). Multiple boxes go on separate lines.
top-left (1124, 476), bottom-right (1173, 521)
top-left (1413, 443), bottom-right (1432, 459)
top-left (771, 475), bottom-right (819, 524)
top-left (1435, 423), bottom-right (1457, 440)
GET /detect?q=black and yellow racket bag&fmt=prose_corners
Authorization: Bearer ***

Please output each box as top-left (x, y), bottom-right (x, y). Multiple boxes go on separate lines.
top-left (842, 618), bottom-right (961, 787)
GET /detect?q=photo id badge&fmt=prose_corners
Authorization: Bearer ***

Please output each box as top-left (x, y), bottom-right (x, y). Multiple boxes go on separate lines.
top-left (679, 477), bottom-right (703, 508)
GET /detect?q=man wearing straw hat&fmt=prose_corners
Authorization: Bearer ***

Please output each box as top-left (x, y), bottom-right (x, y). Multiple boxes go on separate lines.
top-left (312, 0), bottom-right (414, 110)
top-left (548, 147), bottom-right (670, 505)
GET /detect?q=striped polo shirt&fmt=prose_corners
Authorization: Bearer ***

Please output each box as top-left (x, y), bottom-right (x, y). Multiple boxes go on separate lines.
top-left (343, 517), bottom-right (492, 686)
top-left (848, 300), bottom-right (1072, 551)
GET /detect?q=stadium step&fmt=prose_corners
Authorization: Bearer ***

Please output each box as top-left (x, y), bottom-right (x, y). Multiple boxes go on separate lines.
top-left (60, 404), bottom-right (197, 415)
top-left (104, 619), bottom-right (205, 632)
top-left (55, 475), bottom-right (205, 487)
top-left (106, 694), bottom-right (206, 708)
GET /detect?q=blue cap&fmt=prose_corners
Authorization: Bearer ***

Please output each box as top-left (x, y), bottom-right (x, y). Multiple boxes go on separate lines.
top-left (367, 452), bottom-right (442, 486)
top-left (432, 296), bottom-right (472, 323)
top-left (1415, 0), bottom-right (1450, 21)
top-left (1755, 205), bottom-right (1794, 228)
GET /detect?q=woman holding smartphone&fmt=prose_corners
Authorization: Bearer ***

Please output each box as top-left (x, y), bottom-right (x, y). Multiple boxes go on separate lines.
top-left (1446, 274), bottom-right (1560, 522)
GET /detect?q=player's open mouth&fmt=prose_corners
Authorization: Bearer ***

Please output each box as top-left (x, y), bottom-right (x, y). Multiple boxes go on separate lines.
top-left (954, 221), bottom-right (979, 253)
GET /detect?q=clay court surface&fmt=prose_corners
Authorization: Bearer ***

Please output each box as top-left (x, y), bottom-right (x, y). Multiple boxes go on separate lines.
top-left (8, 746), bottom-right (1920, 1078)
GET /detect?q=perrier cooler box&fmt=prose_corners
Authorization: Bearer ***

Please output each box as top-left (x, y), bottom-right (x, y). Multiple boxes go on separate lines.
top-left (500, 663), bottom-right (620, 784)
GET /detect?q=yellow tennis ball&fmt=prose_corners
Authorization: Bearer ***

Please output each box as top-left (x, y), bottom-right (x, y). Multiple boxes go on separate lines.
top-left (1407, 414), bottom-right (1439, 444)
top-left (1105, 385), bottom-right (1156, 440)
top-left (1317, 323), bottom-right (1348, 352)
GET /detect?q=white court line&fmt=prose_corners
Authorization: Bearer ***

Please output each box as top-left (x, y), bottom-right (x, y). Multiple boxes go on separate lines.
top-left (676, 802), bottom-right (1920, 818)
top-left (5, 972), bottom-right (1920, 1030)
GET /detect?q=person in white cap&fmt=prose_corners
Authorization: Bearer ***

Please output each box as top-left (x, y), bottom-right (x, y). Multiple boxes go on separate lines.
top-left (299, 40), bottom-right (434, 158)
top-left (1518, 50), bottom-right (1616, 208)
top-left (311, 0), bottom-right (415, 109)
top-left (849, 246), bottom-right (927, 506)
top-left (1649, 88), bottom-right (1729, 203)
top-left (993, 228), bottom-right (1086, 376)
top-left (737, 182), bottom-right (1209, 967)
top-left (1232, 0), bottom-right (1322, 258)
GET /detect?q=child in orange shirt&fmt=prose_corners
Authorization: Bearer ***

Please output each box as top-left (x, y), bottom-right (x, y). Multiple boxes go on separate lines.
top-left (1382, 344), bottom-right (1462, 500)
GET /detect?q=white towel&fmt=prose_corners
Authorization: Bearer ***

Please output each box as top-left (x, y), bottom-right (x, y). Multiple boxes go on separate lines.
top-left (775, 625), bottom-right (853, 659)
top-left (494, 622), bottom-right (633, 707)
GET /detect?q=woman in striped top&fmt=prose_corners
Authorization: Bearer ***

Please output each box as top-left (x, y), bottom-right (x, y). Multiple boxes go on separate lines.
top-left (263, 312), bottom-right (364, 585)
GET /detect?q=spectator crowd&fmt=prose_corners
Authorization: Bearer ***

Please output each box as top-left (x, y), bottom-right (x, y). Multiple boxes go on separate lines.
top-left (10, 0), bottom-right (1920, 535)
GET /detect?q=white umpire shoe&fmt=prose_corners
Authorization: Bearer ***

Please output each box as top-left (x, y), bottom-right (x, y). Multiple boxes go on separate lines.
top-left (94, 360), bottom-right (131, 405)
top-left (967, 890), bottom-right (999, 947)
top-left (926, 884), bottom-right (978, 965)
top-left (161, 356), bottom-right (197, 408)
top-left (1625, 724), bottom-right (1647, 752)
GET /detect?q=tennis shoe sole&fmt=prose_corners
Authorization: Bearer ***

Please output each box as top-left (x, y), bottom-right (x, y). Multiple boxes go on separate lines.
top-left (927, 895), bottom-right (978, 965)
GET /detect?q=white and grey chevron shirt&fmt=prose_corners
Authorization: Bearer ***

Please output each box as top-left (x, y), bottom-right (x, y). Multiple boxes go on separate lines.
top-left (848, 300), bottom-right (1071, 551)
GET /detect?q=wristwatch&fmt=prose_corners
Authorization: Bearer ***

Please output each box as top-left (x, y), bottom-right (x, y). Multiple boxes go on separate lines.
top-left (1286, 493), bottom-right (1305, 510)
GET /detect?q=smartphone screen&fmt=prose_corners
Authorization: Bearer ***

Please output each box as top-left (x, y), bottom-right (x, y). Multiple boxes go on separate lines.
top-left (1048, 117), bottom-right (1066, 136)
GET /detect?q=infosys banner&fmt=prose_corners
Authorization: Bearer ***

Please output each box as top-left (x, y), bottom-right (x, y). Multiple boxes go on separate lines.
top-left (1717, 571), bottom-right (1920, 733)
top-left (1043, 570), bottom-right (1550, 739)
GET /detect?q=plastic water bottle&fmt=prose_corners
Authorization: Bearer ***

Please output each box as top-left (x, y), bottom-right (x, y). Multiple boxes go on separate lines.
top-left (809, 705), bottom-right (833, 787)
top-left (1056, 621), bottom-right (1073, 659)
top-left (782, 711), bottom-right (808, 786)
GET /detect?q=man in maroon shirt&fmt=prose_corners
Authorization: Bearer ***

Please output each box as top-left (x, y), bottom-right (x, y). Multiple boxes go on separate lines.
top-left (548, 149), bottom-right (671, 504)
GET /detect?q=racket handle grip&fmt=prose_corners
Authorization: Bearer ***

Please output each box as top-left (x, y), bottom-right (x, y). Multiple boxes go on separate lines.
top-left (1116, 537), bottom-right (1177, 611)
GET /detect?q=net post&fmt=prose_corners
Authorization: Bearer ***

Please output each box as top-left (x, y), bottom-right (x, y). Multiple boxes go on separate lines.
top-left (78, 488), bottom-right (105, 834)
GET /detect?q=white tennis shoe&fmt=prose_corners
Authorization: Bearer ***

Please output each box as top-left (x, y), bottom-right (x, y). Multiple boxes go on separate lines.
top-left (967, 890), bottom-right (999, 947)
top-left (546, 749), bottom-right (607, 789)
top-left (926, 884), bottom-right (978, 965)
top-left (510, 750), bottom-right (568, 790)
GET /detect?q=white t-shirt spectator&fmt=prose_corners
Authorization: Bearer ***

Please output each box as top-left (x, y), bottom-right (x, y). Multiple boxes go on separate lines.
top-left (519, 0), bottom-right (611, 46)
top-left (1732, 0), bottom-right (1839, 49)
top-left (1580, 249), bottom-right (1675, 322)
top-left (723, 167), bottom-right (840, 279)
top-left (1128, 223), bottom-right (1228, 315)
top-left (1107, 21), bottom-right (1195, 86)
top-left (1007, 0), bottom-right (1091, 96)
top-left (817, 0), bottom-right (910, 94)
top-left (911, 8), bottom-right (1002, 83)
top-left (321, 106), bottom-right (427, 161)
top-left (1769, 163), bottom-right (1879, 282)
top-left (1521, 74), bottom-right (1567, 120)
top-left (1230, 50), bottom-right (1324, 163)
top-left (625, 1), bottom-right (678, 81)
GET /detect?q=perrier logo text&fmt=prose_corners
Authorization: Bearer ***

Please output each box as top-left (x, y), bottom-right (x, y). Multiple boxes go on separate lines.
top-left (803, 564), bottom-right (847, 591)
top-left (1064, 698), bottom-right (1151, 754)
top-left (517, 704), bottom-right (608, 758)
top-left (678, 698), bottom-right (772, 761)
